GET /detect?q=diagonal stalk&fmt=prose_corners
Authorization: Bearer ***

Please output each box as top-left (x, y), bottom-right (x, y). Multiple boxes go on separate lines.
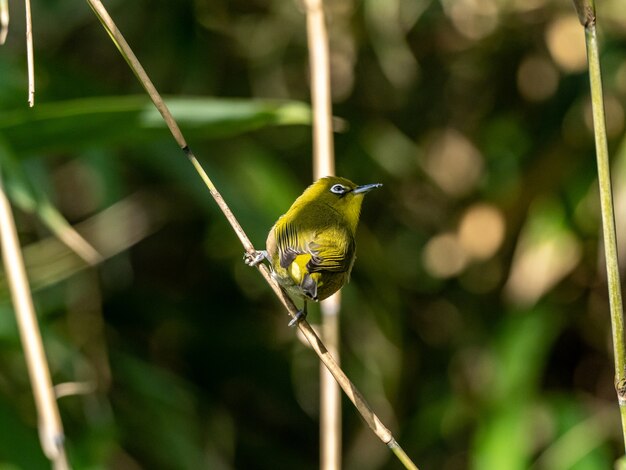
top-left (85, 0), bottom-right (418, 468)
top-left (573, 0), bottom-right (626, 451)
top-left (0, 159), bottom-right (68, 468)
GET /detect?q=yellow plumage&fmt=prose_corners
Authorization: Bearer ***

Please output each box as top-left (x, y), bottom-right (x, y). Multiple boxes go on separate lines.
top-left (247, 176), bottom-right (381, 324)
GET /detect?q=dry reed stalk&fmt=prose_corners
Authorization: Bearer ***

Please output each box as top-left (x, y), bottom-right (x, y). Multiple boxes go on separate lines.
top-left (0, 166), bottom-right (68, 469)
top-left (303, 0), bottom-right (342, 468)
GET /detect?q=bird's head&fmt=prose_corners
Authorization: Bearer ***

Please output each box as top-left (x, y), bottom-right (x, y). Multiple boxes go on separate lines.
top-left (296, 176), bottom-right (382, 231)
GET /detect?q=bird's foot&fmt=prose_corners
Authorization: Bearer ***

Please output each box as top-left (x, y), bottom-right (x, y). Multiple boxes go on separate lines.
top-left (244, 250), bottom-right (268, 267)
top-left (288, 309), bottom-right (307, 327)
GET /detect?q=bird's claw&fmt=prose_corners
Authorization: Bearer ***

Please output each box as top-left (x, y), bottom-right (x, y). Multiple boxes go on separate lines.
top-left (244, 250), bottom-right (268, 267)
top-left (288, 309), bottom-right (307, 327)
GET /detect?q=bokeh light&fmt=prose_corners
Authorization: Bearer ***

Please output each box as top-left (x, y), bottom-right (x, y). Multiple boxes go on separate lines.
top-left (517, 55), bottom-right (559, 102)
top-left (458, 203), bottom-right (505, 260)
top-left (423, 232), bottom-right (468, 278)
top-left (422, 129), bottom-right (484, 197)
top-left (546, 15), bottom-right (587, 72)
top-left (442, 0), bottom-right (500, 40)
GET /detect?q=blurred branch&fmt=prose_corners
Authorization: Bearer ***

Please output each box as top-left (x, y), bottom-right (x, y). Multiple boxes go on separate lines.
top-left (0, 161), bottom-right (67, 467)
top-left (306, 0), bottom-right (334, 180)
top-left (0, 0), bottom-right (8, 45)
top-left (0, 191), bottom-right (167, 295)
top-left (573, 0), bottom-right (626, 452)
top-left (303, 0), bottom-right (341, 467)
top-left (0, 140), bottom-right (102, 265)
top-left (24, 0), bottom-right (34, 106)
top-left (85, 0), bottom-right (418, 467)
top-left (54, 381), bottom-right (97, 399)
top-left (37, 200), bottom-right (103, 265)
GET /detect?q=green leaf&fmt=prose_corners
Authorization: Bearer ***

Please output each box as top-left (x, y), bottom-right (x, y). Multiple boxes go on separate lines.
top-left (0, 96), bottom-right (311, 154)
top-left (471, 307), bottom-right (563, 470)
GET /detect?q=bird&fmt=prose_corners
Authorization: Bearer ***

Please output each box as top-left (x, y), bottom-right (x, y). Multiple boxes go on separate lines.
top-left (245, 176), bottom-right (382, 326)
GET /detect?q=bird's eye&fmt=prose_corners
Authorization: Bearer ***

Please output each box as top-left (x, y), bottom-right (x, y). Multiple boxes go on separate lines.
top-left (330, 184), bottom-right (347, 195)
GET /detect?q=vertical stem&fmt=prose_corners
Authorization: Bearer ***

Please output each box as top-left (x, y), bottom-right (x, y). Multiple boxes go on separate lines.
top-left (320, 294), bottom-right (341, 469)
top-left (304, 0), bottom-right (341, 467)
top-left (0, 165), bottom-right (68, 468)
top-left (0, 0), bottom-right (9, 45)
top-left (574, 0), bottom-right (626, 450)
top-left (24, 0), bottom-right (34, 106)
top-left (306, 0), bottom-right (335, 178)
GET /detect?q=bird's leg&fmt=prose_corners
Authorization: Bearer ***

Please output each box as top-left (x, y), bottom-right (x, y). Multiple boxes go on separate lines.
top-left (244, 250), bottom-right (268, 267)
top-left (288, 301), bottom-right (307, 327)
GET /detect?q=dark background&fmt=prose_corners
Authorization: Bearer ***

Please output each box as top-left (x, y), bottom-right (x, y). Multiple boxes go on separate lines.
top-left (1, 0), bottom-right (625, 468)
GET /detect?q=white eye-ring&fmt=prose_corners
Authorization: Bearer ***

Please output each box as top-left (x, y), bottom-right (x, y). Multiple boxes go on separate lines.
top-left (330, 184), bottom-right (348, 194)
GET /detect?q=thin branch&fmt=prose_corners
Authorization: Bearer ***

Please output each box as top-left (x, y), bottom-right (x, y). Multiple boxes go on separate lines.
top-left (0, 164), bottom-right (68, 468)
top-left (85, 1), bottom-right (418, 467)
top-left (573, 0), bottom-right (626, 452)
top-left (303, 0), bottom-right (341, 467)
top-left (24, 0), bottom-right (34, 106)
top-left (38, 202), bottom-right (103, 265)
top-left (54, 381), bottom-right (97, 399)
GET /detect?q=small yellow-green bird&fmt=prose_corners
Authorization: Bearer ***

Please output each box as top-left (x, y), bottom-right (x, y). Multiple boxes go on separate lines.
top-left (245, 176), bottom-right (381, 325)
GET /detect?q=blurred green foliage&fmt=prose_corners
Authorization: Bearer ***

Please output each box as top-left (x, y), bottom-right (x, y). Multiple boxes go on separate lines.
top-left (1, 0), bottom-right (626, 469)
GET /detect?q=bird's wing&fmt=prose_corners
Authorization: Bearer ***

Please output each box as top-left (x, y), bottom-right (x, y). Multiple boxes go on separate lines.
top-left (275, 220), bottom-right (354, 273)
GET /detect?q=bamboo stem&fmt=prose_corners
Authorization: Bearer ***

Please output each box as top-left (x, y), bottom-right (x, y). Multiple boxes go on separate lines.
top-left (86, 1), bottom-right (418, 467)
top-left (0, 164), bottom-right (68, 468)
top-left (303, 0), bottom-right (342, 467)
top-left (306, 0), bottom-right (335, 178)
top-left (573, 0), bottom-right (626, 451)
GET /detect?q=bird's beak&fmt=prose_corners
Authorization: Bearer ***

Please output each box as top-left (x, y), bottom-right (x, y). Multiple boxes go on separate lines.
top-left (353, 183), bottom-right (382, 194)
